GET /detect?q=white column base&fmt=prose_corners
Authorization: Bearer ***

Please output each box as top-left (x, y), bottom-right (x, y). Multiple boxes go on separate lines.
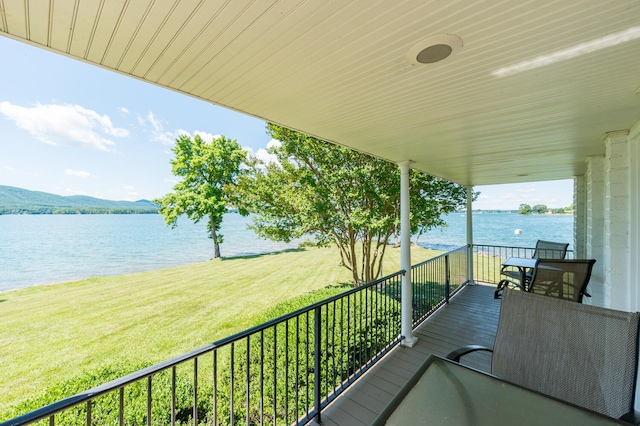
top-left (401, 335), bottom-right (419, 348)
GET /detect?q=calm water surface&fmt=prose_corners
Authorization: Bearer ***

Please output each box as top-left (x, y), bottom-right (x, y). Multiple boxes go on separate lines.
top-left (418, 212), bottom-right (573, 251)
top-left (0, 214), bottom-right (302, 292)
top-left (0, 212), bottom-right (573, 292)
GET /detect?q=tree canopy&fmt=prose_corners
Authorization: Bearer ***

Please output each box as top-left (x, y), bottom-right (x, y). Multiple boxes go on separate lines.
top-left (518, 203), bottom-right (533, 215)
top-left (518, 203), bottom-right (550, 215)
top-left (154, 134), bottom-right (246, 258)
top-left (234, 124), bottom-right (471, 285)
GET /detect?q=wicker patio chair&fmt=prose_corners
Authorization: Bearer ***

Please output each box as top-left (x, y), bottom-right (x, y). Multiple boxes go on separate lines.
top-left (447, 288), bottom-right (640, 421)
top-left (528, 258), bottom-right (596, 303)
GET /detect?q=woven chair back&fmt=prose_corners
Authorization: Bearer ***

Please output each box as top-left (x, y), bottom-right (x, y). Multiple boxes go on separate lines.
top-left (492, 289), bottom-right (640, 419)
top-left (533, 240), bottom-right (569, 259)
top-left (529, 259), bottom-right (596, 303)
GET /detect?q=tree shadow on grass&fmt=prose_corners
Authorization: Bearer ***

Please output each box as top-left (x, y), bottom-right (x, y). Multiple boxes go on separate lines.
top-left (220, 247), bottom-right (307, 261)
top-left (326, 282), bottom-right (354, 290)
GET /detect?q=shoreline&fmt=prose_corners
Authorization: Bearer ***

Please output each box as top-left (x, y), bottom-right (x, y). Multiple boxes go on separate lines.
top-left (0, 244), bottom-right (445, 295)
top-left (1, 213), bottom-right (573, 294)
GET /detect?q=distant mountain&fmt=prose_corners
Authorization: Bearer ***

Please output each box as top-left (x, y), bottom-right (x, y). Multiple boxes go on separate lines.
top-left (0, 185), bottom-right (159, 214)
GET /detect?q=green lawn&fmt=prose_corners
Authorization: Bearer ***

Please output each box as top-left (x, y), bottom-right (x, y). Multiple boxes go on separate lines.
top-left (0, 245), bottom-right (440, 414)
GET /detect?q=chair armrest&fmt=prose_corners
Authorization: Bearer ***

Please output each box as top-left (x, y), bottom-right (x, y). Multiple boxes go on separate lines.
top-left (446, 345), bottom-right (494, 362)
top-left (620, 410), bottom-right (640, 425)
top-left (494, 279), bottom-right (526, 299)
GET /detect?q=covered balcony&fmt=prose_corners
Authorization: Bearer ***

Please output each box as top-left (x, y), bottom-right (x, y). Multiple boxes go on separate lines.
top-left (2, 1), bottom-right (640, 424)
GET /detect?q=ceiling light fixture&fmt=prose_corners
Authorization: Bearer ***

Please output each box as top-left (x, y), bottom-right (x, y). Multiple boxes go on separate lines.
top-left (408, 34), bottom-right (463, 65)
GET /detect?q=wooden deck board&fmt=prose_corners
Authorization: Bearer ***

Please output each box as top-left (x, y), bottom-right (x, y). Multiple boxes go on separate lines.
top-left (315, 283), bottom-right (501, 426)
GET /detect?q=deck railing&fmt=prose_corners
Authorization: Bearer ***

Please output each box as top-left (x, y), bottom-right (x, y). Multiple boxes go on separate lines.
top-left (472, 244), bottom-right (573, 285)
top-left (3, 246), bottom-right (470, 426)
top-left (411, 244), bottom-right (468, 327)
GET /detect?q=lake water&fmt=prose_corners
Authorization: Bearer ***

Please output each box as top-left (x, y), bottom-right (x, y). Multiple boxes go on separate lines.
top-left (417, 212), bottom-right (573, 251)
top-left (0, 212), bottom-right (573, 292)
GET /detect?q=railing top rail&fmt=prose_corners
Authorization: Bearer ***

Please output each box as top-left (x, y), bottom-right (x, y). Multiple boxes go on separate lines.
top-left (473, 243), bottom-right (573, 253)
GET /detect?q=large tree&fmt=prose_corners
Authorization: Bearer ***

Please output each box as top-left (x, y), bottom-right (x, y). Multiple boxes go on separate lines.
top-left (532, 204), bottom-right (548, 214)
top-left (235, 124), bottom-right (471, 285)
top-left (518, 203), bottom-right (533, 215)
top-left (154, 134), bottom-right (246, 259)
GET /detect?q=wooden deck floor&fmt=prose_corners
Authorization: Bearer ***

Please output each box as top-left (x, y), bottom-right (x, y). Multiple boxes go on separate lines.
top-left (313, 283), bottom-right (501, 426)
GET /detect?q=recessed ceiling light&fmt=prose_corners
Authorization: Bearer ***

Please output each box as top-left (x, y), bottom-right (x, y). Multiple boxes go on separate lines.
top-left (417, 44), bottom-right (453, 63)
top-left (408, 34), bottom-right (463, 65)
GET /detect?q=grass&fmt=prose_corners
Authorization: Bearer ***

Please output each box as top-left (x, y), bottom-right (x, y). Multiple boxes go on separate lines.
top-left (0, 244), bottom-right (441, 414)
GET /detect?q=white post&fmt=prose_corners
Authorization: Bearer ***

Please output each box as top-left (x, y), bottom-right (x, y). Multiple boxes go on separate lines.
top-left (466, 186), bottom-right (475, 285)
top-left (399, 160), bottom-right (417, 347)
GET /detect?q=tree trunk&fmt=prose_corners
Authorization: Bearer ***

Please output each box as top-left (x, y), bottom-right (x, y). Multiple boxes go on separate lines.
top-left (210, 216), bottom-right (221, 258)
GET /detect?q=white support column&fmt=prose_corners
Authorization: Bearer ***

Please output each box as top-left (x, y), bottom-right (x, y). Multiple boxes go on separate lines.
top-left (466, 186), bottom-right (475, 285)
top-left (604, 121), bottom-right (640, 413)
top-left (573, 176), bottom-right (586, 259)
top-left (604, 131), bottom-right (631, 311)
top-left (629, 121), bottom-right (640, 312)
top-left (398, 160), bottom-right (417, 347)
top-left (585, 155), bottom-right (606, 306)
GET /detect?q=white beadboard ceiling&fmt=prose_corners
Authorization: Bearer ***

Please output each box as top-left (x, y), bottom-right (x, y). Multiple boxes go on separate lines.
top-left (1, 0), bottom-right (639, 186)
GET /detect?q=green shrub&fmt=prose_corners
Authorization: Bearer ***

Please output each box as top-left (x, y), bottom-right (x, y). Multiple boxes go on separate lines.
top-left (213, 285), bottom-right (401, 425)
top-left (4, 284), bottom-right (404, 426)
top-left (4, 362), bottom-right (215, 425)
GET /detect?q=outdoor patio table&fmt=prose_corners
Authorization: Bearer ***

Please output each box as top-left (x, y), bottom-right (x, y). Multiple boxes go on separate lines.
top-left (501, 256), bottom-right (538, 291)
top-left (371, 355), bottom-right (625, 425)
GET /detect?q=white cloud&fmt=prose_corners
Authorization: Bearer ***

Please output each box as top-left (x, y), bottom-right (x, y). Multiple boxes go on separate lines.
top-left (253, 147), bottom-right (279, 165)
top-left (153, 130), bottom-right (176, 146)
top-left (244, 139), bottom-right (281, 168)
top-left (143, 111), bottom-right (179, 145)
top-left (124, 185), bottom-right (138, 196)
top-left (260, 139), bottom-right (283, 166)
top-left (0, 101), bottom-right (128, 151)
top-left (175, 128), bottom-right (190, 136)
top-left (64, 169), bottom-right (94, 178)
top-left (145, 122), bottom-right (228, 147)
top-left (266, 139), bottom-right (281, 149)
top-left (517, 185), bottom-right (537, 194)
top-left (194, 131), bottom-right (222, 143)
top-left (119, 107), bottom-right (129, 114)
top-left (175, 129), bottom-right (222, 144)
top-left (147, 111), bottom-right (162, 132)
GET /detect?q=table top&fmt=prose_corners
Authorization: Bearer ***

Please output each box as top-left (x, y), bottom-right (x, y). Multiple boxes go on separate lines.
top-left (502, 256), bottom-right (538, 269)
top-left (372, 355), bottom-right (624, 426)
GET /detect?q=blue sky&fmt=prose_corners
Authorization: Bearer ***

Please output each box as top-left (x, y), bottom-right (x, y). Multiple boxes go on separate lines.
top-left (0, 36), bottom-right (573, 210)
